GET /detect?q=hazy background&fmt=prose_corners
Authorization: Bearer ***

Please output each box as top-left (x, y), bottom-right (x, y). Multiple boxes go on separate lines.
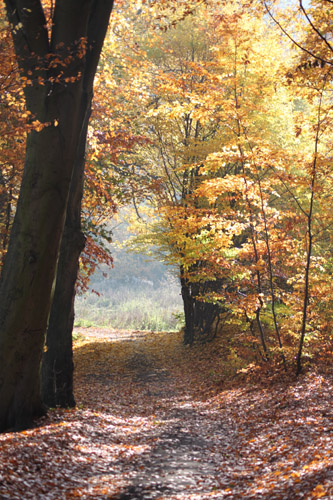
top-left (74, 221), bottom-right (183, 331)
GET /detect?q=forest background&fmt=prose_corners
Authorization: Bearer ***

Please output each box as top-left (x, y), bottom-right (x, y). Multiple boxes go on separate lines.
top-left (67, 0), bottom-right (332, 368)
top-left (0, 0), bottom-right (332, 430)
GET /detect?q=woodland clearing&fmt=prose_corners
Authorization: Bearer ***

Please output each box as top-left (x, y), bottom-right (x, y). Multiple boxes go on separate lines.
top-left (0, 328), bottom-right (332, 500)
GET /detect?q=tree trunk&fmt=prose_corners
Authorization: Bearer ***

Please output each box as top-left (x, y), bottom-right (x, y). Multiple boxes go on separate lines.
top-left (180, 269), bottom-right (195, 345)
top-left (0, 118), bottom-right (81, 431)
top-left (41, 227), bottom-right (86, 408)
top-left (41, 0), bottom-right (116, 408)
top-left (0, 0), bottom-right (114, 432)
top-left (41, 102), bottom-right (90, 408)
top-left (41, 0), bottom-right (115, 407)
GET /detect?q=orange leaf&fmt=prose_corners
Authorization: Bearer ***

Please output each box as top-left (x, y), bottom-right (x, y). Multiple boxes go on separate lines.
top-left (312, 485), bottom-right (327, 498)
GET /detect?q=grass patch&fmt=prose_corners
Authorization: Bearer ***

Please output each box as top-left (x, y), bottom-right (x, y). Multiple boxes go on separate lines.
top-left (74, 278), bottom-right (183, 331)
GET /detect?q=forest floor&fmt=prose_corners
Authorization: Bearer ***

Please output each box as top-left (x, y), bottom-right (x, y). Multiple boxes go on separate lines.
top-left (0, 328), bottom-right (332, 500)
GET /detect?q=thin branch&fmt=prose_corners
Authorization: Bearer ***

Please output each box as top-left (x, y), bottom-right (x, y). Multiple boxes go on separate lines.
top-left (299, 0), bottom-right (333, 55)
top-left (262, 0), bottom-right (333, 67)
top-left (268, 166), bottom-right (308, 216)
top-left (297, 86), bottom-right (325, 375)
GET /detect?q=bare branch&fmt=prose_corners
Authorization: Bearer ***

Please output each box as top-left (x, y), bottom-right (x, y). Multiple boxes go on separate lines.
top-left (299, 0), bottom-right (333, 55)
top-left (262, 0), bottom-right (333, 67)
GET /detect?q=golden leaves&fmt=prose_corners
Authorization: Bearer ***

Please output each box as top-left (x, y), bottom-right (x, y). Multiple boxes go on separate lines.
top-left (102, 0), bottom-right (332, 356)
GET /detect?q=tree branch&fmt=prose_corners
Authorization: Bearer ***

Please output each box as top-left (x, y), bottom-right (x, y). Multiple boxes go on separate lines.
top-left (299, 0), bottom-right (333, 55)
top-left (262, 0), bottom-right (333, 67)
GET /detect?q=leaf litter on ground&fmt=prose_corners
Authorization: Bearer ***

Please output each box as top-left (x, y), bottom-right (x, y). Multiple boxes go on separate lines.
top-left (0, 327), bottom-right (332, 499)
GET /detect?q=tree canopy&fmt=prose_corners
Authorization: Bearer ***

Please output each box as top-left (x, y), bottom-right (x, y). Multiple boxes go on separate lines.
top-left (0, 0), bottom-right (332, 432)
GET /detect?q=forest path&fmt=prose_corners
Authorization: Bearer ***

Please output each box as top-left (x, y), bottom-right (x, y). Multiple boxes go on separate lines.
top-left (0, 328), bottom-right (332, 500)
top-left (74, 328), bottom-right (236, 499)
top-left (76, 329), bottom-right (238, 499)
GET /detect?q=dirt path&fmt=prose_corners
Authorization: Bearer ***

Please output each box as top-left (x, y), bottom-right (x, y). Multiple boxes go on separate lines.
top-left (94, 346), bottom-right (236, 499)
top-left (74, 328), bottom-right (240, 499)
top-left (0, 328), bottom-right (332, 499)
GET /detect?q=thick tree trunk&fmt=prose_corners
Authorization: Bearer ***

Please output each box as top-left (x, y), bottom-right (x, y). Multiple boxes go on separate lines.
top-left (0, 0), bottom-right (114, 432)
top-left (0, 117), bottom-right (82, 430)
top-left (41, 105), bottom-right (90, 408)
top-left (193, 298), bottom-right (220, 341)
top-left (41, 0), bottom-right (115, 407)
top-left (41, 227), bottom-right (86, 407)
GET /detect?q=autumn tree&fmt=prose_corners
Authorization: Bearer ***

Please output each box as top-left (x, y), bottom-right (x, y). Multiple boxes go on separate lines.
top-left (0, 3), bottom-right (117, 410)
top-left (104, 3), bottom-right (231, 343)
top-left (179, 0), bottom-right (333, 367)
top-left (263, 0), bottom-right (333, 372)
top-left (0, 0), bottom-right (114, 432)
top-left (111, 2), bottom-right (288, 346)
top-left (111, 0), bottom-right (332, 368)
top-left (242, 1), bottom-right (333, 372)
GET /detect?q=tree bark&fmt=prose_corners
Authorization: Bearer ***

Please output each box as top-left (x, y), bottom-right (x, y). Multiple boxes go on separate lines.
top-left (0, 111), bottom-right (80, 431)
top-left (41, 104), bottom-right (89, 408)
top-left (180, 269), bottom-right (195, 346)
top-left (0, 0), bottom-right (113, 432)
top-left (41, 0), bottom-right (115, 409)
top-left (41, 228), bottom-right (86, 408)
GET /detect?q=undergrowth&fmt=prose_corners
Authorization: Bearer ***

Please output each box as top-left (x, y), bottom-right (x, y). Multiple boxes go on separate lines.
top-left (74, 281), bottom-right (183, 331)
